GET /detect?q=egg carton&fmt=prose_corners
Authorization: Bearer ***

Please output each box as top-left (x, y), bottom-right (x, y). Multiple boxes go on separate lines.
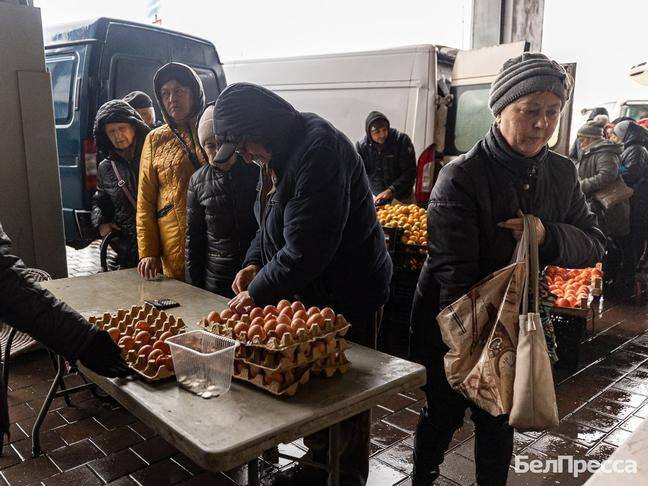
top-left (310, 351), bottom-right (351, 378)
top-left (88, 304), bottom-right (185, 381)
top-left (199, 314), bottom-right (350, 358)
top-left (234, 361), bottom-right (311, 396)
top-left (238, 338), bottom-right (350, 373)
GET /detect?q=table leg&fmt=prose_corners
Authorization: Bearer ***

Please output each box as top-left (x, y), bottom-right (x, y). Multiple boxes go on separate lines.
top-left (32, 353), bottom-right (63, 457)
top-left (327, 422), bottom-right (341, 486)
top-left (247, 458), bottom-right (260, 486)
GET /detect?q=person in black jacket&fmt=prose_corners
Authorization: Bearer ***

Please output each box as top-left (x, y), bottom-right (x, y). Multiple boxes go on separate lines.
top-left (185, 104), bottom-right (259, 297)
top-left (410, 54), bottom-right (606, 486)
top-left (613, 120), bottom-right (648, 286)
top-left (91, 100), bottom-right (151, 268)
top-left (0, 223), bottom-right (130, 441)
top-left (356, 111), bottom-right (417, 204)
top-left (123, 90), bottom-right (159, 128)
top-left (213, 83), bottom-right (392, 486)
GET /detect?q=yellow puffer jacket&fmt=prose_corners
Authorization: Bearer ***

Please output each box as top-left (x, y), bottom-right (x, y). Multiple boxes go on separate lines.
top-left (136, 124), bottom-right (206, 280)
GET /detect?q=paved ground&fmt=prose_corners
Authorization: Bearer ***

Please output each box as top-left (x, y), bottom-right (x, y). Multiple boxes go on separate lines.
top-left (1, 243), bottom-right (646, 485)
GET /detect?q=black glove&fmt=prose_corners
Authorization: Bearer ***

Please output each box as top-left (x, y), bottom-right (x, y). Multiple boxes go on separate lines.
top-left (78, 329), bottom-right (132, 378)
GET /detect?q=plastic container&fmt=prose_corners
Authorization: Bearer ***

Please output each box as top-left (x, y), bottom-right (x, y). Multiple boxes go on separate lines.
top-left (166, 330), bottom-right (238, 399)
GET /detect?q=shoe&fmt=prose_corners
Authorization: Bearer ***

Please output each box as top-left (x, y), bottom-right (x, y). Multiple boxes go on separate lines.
top-left (267, 463), bottom-right (327, 486)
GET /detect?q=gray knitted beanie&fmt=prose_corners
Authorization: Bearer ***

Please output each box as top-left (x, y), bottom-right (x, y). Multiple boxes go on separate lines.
top-left (488, 53), bottom-right (572, 115)
top-left (577, 121), bottom-right (604, 139)
top-left (613, 120), bottom-right (632, 140)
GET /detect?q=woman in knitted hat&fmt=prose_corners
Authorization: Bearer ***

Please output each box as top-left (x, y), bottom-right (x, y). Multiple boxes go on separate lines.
top-left (410, 53), bottom-right (606, 486)
top-left (574, 120), bottom-right (629, 239)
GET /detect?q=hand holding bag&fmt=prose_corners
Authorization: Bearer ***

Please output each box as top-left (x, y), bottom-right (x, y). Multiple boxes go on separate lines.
top-left (508, 215), bottom-right (559, 430)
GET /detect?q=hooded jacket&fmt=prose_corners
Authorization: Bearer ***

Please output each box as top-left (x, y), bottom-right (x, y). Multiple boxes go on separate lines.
top-left (409, 126), bottom-right (606, 367)
top-left (136, 63), bottom-right (207, 280)
top-left (213, 83), bottom-right (393, 316)
top-left (619, 122), bottom-right (648, 239)
top-left (185, 158), bottom-right (259, 297)
top-left (355, 111), bottom-right (417, 200)
top-left (576, 139), bottom-right (630, 237)
top-left (91, 100), bottom-right (150, 268)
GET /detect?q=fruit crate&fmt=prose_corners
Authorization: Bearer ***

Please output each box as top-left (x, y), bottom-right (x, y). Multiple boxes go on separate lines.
top-left (551, 313), bottom-right (586, 371)
top-left (381, 225), bottom-right (427, 271)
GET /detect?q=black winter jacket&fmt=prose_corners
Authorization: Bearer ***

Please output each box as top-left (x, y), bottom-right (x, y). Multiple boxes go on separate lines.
top-left (410, 126), bottom-right (606, 366)
top-left (185, 159), bottom-right (259, 297)
top-left (620, 123), bottom-right (648, 239)
top-left (0, 223), bottom-right (97, 436)
top-left (213, 83), bottom-right (393, 317)
top-left (356, 112), bottom-right (417, 200)
top-left (91, 100), bottom-right (150, 267)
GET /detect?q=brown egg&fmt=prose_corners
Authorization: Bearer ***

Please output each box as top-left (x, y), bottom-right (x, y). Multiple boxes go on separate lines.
top-left (306, 313), bottom-right (324, 329)
top-left (321, 307), bottom-right (335, 321)
top-left (159, 331), bottom-right (174, 342)
top-left (138, 344), bottom-right (153, 358)
top-left (234, 322), bottom-right (250, 336)
top-left (277, 313), bottom-right (292, 326)
top-left (277, 299), bottom-right (291, 311)
top-left (152, 340), bottom-right (170, 354)
top-left (134, 330), bottom-right (151, 345)
top-left (107, 327), bottom-right (120, 342)
top-left (279, 306), bottom-right (294, 318)
top-left (248, 324), bottom-right (266, 341)
top-left (220, 308), bottom-right (234, 319)
top-left (264, 372), bottom-right (284, 385)
top-left (148, 349), bottom-right (164, 362)
top-left (251, 316), bottom-right (265, 329)
top-left (306, 306), bottom-right (321, 317)
top-left (312, 341), bottom-right (326, 354)
top-left (291, 301), bottom-right (306, 312)
top-left (207, 311), bottom-right (221, 323)
top-left (231, 313), bottom-right (241, 321)
top-left (275, 323), bottom-right (291, 338)
top-left (134, 321), bottom-right (151, 333)
top-left (291, 318), bottom-right (308, 334)
top-left (250, 307), bottom-right (265, 320)
top-left (163, 355), bottom-right (174, 371)
top-left (118, 335), bottom-right (134, 351)
top-left (263, 305), bottom-right (278, 316)
top-left (155, 354), bottom-right (167, 369)
top-left (293, 309), bottom-right (308, 321)
top-left (264, 319), bottom-right (278, 333)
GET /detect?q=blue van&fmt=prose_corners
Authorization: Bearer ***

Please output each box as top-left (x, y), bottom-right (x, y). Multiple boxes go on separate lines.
top-left (44, 18), bottom-right (227, 246)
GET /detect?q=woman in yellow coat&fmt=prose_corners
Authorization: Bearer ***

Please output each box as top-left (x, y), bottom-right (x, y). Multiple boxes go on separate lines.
top-left (136, 63), bottom-right (207, 280)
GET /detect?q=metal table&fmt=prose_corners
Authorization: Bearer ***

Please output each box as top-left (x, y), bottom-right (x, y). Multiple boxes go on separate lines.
top-left (41, 269), bottom-right (426, 485)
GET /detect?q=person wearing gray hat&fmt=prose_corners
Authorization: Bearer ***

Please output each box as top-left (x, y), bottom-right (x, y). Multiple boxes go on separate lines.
top-left (411, 53), bottom-right (605, 486)
top-left (574, 121), bottom-right (629, 239)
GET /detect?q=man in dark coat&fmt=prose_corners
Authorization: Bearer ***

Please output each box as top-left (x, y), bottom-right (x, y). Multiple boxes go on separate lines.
top-left (410, 53), bottom-right (606, 486)
top-left (356, 111), bottom-right (417, 204)
top-left (185, 104), bottom-right (259, 297)
top-left (214, 83), bottom-right (392, 485)
top-left (0, 223), bottom-right (130, 441)
top-left (614, 120), bottom-right (648, 284)
top-left (92, 100), bottom-right (151, 268)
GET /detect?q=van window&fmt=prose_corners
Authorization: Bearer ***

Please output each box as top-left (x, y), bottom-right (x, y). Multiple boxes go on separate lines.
top-left (192, 67), bottom-right (219, 102)
top-left (453, 85), bottom-right (493, 153)
top-left (111, 56), bottom-right (162, 100)
top-left (46, 56), bottom-right (76, 125)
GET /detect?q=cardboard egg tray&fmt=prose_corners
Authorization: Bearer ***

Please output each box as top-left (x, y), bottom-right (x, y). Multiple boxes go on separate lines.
top-left (199, 313), bottom-right (350, 359)
top-left (237, 337), bottom-right (350, 373)
top-left (88, 304), bottom-right (185, 381)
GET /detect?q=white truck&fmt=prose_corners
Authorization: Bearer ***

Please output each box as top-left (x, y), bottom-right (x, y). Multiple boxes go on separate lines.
top-left (224, 42), bottom-right (574, 203)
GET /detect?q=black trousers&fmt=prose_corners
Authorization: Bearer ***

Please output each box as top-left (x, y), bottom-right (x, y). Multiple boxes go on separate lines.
top-left (303, 308), bottom-right (382, 486)
top-left (411, 290), bottom-right (513, 486)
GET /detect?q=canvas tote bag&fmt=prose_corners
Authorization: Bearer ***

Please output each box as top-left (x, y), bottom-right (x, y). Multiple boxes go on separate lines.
top-left (437, 229), bottom-right (527, 417)
top-left (509, 216), bottom-right (559, 430)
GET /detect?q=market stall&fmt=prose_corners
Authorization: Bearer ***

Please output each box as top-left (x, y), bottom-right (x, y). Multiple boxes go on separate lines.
top-left (37, 269), bottom-right (425, 486)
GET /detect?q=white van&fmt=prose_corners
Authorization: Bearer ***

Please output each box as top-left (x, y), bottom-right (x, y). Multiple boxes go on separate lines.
top-left (224, 42), bottom-right (573, 203)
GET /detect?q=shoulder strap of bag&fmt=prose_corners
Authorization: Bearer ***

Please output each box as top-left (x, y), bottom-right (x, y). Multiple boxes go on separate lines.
top-left (110, 160), bottom-right (137, 209)
top-left (524, 214), bottom-right (540, 314)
